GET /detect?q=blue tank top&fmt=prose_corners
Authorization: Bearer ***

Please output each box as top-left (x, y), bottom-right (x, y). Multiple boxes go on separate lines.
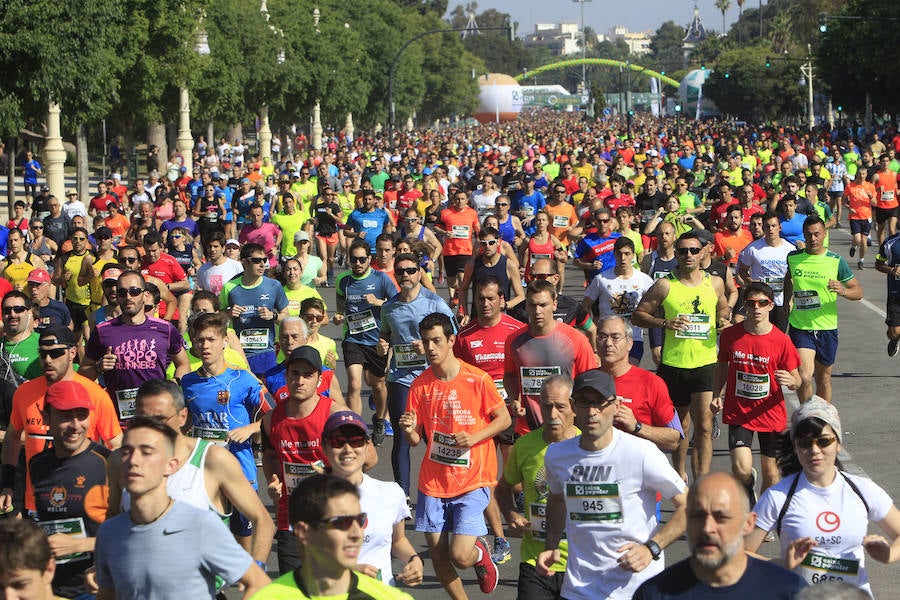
top-left (470, 254), bottom-right (511, 314)
top-left (497, 215), bottom-right (516, 244)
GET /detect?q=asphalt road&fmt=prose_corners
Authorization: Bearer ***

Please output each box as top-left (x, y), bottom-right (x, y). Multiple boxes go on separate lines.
top-left (239, 227), bottom-right (899, 599)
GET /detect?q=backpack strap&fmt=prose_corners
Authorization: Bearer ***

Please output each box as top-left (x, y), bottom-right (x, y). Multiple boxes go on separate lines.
top-left (775, 473), bottom-right (802, 536)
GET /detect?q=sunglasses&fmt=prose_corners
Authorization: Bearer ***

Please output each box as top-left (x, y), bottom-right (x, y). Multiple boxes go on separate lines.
top-left (496, 202), bottom-right (509, 207)
top-left (395, 267), bottom-right (419, 276)
top-left (596, 218), bottom-right (612, 224)
top-left (31, 225), bottom-right (43, 230)
top-left (123, 256), bottom-right (139, 263)
top-left (795, 435), bottom-right (837, 450)
top-left (479, 240), bottom-right (498, 247)
top-left (303, 313), bottom-right (325, 322)
top-left (117, 286), bottom-right (145, 298)
top-left (349, 255), bottom-right (369, 264)
top-left (327, 435), bottom-right (368, 449)
top-left (744, 298), bottom-right (772, 308)
top-left (531, 273), bottom-right (552, 280)
top-left (247, 257), bottom-right (267, 265)
top-left (677, 247), bottom-right (702, 256)
top-left (573, 396), bottom-right (617, 410)
top-left (171, 234), bottom-right (183, 239)
top-left (72, 237), bottom-right (87, 242)
top-left (39, 347), bottom-right (68, 359)
top-left (2, 305), bottom-right (28, 314)
top-left (315, 513), bottom-right (368, 531)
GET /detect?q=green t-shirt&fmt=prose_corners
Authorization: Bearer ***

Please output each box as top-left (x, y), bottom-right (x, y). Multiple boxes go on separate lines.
top-left (503, 428), bottom-right (572, 571)
top-left (3, 332), bottom-right (42, 380)
top-left (661, 272), bottom-right (719, 369)
top-left (787, 249), bottom-right (854, 331)
top-left (252, 570), bottom-right (413, 600)
top-left (271, 211), bottom-right (308, 257)
top-left (814, 201), bottom-right (834, 248)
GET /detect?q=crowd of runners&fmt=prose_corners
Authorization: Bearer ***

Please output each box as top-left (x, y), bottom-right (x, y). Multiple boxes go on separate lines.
top-left (1, 109), bottom-right (900, 599)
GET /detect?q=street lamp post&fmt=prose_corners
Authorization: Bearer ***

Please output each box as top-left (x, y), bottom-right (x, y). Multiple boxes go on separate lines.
top-left (311, 7), bottom-right (323, 151)
top-left (572, 0), bottom-right (592, 99)
top-left (176, 22), bottom-right (210, 174)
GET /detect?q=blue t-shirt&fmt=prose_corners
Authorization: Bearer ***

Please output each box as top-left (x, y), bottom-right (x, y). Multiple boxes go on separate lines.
top-left (574, 232), bottom-right (622, 278)
top-left (35, 299), bottom-right (73, 332)
top-left (780, 213), bottom-right (807, 246)
top-left (264, 363), bottom-right (334, 399)
top-left (159, 217), bottom-right (199, 238)
top-left (634, 556), bottom-right (806, 599)
top-left (24, 160), bottom-right (41, 184)
top-left (380, 287), bottom-right (455, 386)
top-left (95, 500), bottom-right (253, 600)
top-left (336, 268), bottom-right (398, 346)
top-left (512, 190), bottom-right (547, 235)
top-left (347, 208), bottom-right (391, 250)
top-left (878, 232), bottom-right (900, 298)
top-left (215, 185), bottom-right (234, 219)
top-left (181, 367), bottom-right (266, 488)
top-left (219, 276), bottom-right (289, 356)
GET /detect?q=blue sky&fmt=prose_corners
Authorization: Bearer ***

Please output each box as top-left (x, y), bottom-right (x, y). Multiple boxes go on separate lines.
top-left (451, 0), bottom-right (747, 38)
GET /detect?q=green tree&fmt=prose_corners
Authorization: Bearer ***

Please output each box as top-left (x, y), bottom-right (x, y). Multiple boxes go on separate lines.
top-left (647, 21), bottom-right (686, 74)
top-left (715, 0), bottom-right (731, 34)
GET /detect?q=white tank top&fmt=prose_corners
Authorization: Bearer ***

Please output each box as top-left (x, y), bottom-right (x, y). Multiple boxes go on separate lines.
top-left (121, 438), bottom-right (229, 519)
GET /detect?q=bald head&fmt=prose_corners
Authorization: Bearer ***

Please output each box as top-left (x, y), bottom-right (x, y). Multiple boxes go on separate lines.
top-left (686, 471), bottom-right (755, 572)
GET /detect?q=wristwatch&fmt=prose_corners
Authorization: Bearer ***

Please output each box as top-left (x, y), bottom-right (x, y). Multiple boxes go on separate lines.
top-left (633, 421), bottom-right (643, 434)
top-left (644, 539), bottom-right (662, 561)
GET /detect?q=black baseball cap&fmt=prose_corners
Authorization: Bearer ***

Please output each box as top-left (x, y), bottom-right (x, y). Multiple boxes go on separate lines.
top-left (39, 324), bottom-right (76, 348)
top-left (285, 346), bottom-right (322, 372)
top-left (572, 369), bottom-right (616, 400)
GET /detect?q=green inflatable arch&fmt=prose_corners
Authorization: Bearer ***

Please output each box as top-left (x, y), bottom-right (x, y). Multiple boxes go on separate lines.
top-left (516, 59), bottom-right (680, 88)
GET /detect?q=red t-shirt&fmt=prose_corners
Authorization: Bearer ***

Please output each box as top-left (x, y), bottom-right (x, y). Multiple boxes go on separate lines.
top-left (605, 194), bottom-right (636, 214)
top-left (717, 325), bottom-right (801, 432)
top-left (741, 204), bottom-right (765, 228)
top-left (441, 206), bottom-right (480, 257)
top-left (142, 252), bottom-right (187, 319)
top-left (454, 314), bottom-right (525, 399)
top-left (613, 365), bottom-right (677, 429)
top-left (709, 199), bottom-right (738, 231)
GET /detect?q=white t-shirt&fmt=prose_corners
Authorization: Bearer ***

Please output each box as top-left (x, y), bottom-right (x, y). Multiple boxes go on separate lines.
top-left (584, 268), bottom-right (654, 342)
top-left (358, 474), bottom-right (410, 586)
top-left (544, 430), bottom-right (686, 600)
top-left (738, 238), bottom-right (796, 306)
top-left (754, 469), bottom-right (893, 593)
top-left (196, 258), bottom-right (244, 296)
top-left (472, 189), bottom-right (501, 217)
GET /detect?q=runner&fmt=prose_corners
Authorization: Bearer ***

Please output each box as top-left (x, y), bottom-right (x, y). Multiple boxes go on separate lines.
top-left (845, 166), bottom-right (876, 269)
top-left (435, 188), bottom-right (480, 307)
top-left (640, 220), bottom-right (678, 366)
top-left (737, 212), bottom-right (796, 332)
top-left (458, 226), bottom-right (525, 320)
top-left (536, 369), bottom-right (687, 600)
top-left (875, 230), bottom-right (900, 357)
top-left (632, 231), bottom-right (730, 481)
top-left (398, 312), bottom-right (511, 598)
top-left (783, 216), bottom-right (862, 402)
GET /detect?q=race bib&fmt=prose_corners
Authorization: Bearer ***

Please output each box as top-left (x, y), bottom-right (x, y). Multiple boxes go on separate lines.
top-left (347, 310), bottom-right (377, 335)
top-left (394, 343), bottom-right (426, 369)
top-left (794, 290), bottom-right (821, 310)
top-left (284, 461), bottom-right (321, 494)
top-left (114, 388), bottom-right (139, 421)
top-left (564, 482), bottom-right (624, 523)
top-left (520, 366), bottom-right (561, 396)
top-left (882, 190), bottom-right (894, 202)
top-left (642, 209), bottom-right (657, 223)
top-left (735, 371), bottom-right (770, 400)
top-left (674, 313), bottom-right (711, 339)
top-left (240, 328), bottom-right (269, 350)
top-left (39, 517), bottom-right (87, 564)
top-left (552, 215), bottom-right (569, 228)
top-left (429, 431), bottom-right (471, 468)
top-left (362, 219), bottom-right (378, 229)
top-left (493, 379), bottom-right (508, 401)
top-left (451, 224), bottom-right (470, 239)
top-left (191, 426), bottom-right (229, 447)
top-left (653, 270), bottom-right (672, 280)
top-left (799, 552), bottom-right (860, 586)
top-left (763, 276), bottom-right (784, 293)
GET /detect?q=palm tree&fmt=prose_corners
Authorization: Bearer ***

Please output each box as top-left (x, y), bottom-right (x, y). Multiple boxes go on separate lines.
top-left (715, 0), bottom-right (732, 35)
top-left (737, 0), bottom-right (745, 41)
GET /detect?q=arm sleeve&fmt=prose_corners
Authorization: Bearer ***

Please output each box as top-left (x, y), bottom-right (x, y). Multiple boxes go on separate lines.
top-left (836, 256), bottom-right (855, 282)
top-left (198, 511), bottom-right (255, 586)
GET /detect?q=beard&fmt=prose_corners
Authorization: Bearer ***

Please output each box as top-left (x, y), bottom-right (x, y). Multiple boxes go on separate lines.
top-left (690, 534), bottom-right (743, 570)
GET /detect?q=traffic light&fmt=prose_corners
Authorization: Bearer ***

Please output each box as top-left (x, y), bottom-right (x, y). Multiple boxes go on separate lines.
top-left (700, 65), bottom-right (706, 70)
top-left (660, 71), bottom-right (666, 76)
top-left (674, 103), bottom-right (682, 113)
top-left (724, 72), bottom-right (731, 79)
top-left (837, 105), bottom-right (843, 112)
top-left (765, 56), bottom-right (771, 68)
top-left (628, 110), bottom-right (634, 116)
top-left (819, 12), bottom-right (827, 33)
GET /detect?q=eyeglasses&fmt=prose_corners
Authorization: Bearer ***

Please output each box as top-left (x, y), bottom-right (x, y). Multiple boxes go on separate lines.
top-left (72, 237), bottom-right (87, 242)
top-left (744, 298), bottom-right (772, 308)
top-left (795, 435), bottom-right (837, 450)
top-left (573, 396), bottom-right (617, 410)
top-left (123, 256), bottom-right (139, 263)
top-left (303, 313), bottom-right (325, 322)
top-left (2, 305), bottom-right (28, 314)
top-left (597, 333), bottom-right (627, 343)
top-left (395, 267), bottom-right (419, 276)
top-left (596, 218), bottom-right (612, 224)
top-left (349, 255), bottom-right (369, 264)
top-left (479, 240), bottom-right (498, 247)
top-left (170, 234), bottom-right (183, 239)
top-left (117, 286), bottom-right (145, 298)
top-left (496, 202), bottom-right (509, 207)
top-left (326, 435), bottom-right (368, 449)
top-left (677, 247), bottom-right (702, 256)
top-left (314, 513), bottom-right (368, 531)
top-left (246, 257), bottom-right (267, 265)
top-left (39, 347), bottom-right (69, 359)
top-left (31, 225), bottom-right (43, 230)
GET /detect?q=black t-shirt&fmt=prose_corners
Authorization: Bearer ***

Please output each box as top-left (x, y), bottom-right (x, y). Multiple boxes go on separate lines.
top-left (312, 198), bottom-right (342, 236)
top-left (634, 556), bottom-right (807, 599)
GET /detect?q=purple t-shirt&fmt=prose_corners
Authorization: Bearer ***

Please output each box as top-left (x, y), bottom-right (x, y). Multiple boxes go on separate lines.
top-left (159, 217), bottom-right (199, 238)
top-left (84, 316), bottom-right (185, 421)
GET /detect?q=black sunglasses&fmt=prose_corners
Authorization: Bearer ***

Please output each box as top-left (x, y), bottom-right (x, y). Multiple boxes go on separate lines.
top-left (349, 256), bottom-right (369, 264)
top-left (303, 313), bottom-right (325, 322)
top-left (117, 286), bottom-right (145, 298)
top-left (246, 257), bottom-right (267, 265)
top-left (2, 305), bottom-right (28, 314)
top-left (314, 513), bottom-right (368, 531)
top-left (796, 436), bottom-right (837, 450)
top-left (395, 267), bottom-right (419, 276)
top-left (677, 247), bottom-right (702, 256)
top-left (39, 347), bottom-right (69, 359)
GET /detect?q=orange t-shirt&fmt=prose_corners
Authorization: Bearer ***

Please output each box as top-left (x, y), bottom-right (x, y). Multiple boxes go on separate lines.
top-left (406, 361), bottom-right (505, 498)
top-left (876, 169), bottom-right (899, 209)
top-left (10, 373), bottom-right (122, 511)
top-left (440, 207), bottom-right (479, 257)
top-left (713, 229), bottom-right (753, 266)
top-left (846, 181), bottom-right (875, 221)
top-left (544, 201), bottom-right (578, 246)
